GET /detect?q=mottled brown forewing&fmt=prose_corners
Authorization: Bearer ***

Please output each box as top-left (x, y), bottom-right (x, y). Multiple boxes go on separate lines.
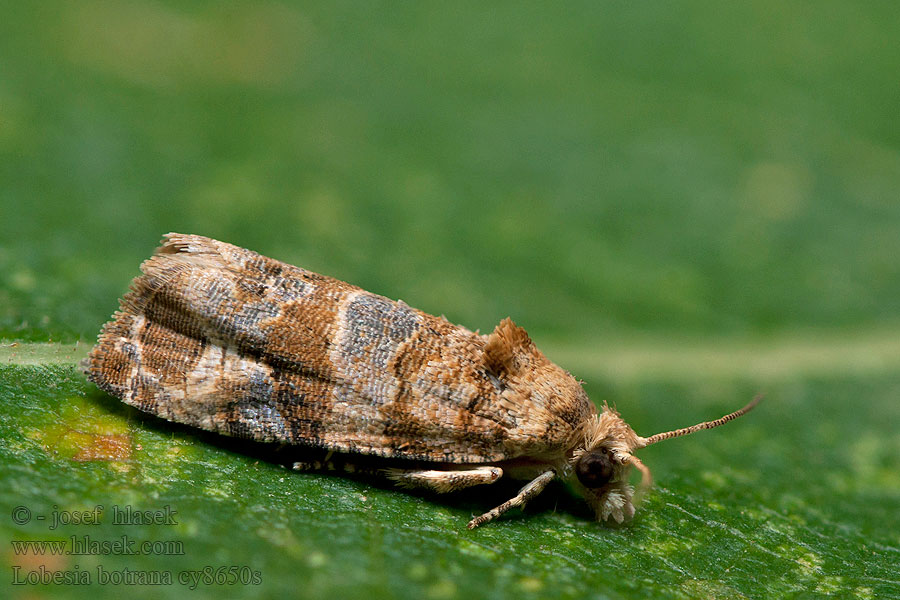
top-left (85, 234), bottom-right (593, 463)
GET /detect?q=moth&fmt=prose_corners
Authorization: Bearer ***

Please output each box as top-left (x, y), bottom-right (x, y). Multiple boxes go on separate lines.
top-left (84, 233), bottom-right (760, 528)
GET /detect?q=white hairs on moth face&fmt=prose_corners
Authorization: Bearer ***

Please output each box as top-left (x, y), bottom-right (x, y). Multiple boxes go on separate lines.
top-left (578, 479), bottom-right (635, 524)
top-left (597, 484), bottom-right (636, 523)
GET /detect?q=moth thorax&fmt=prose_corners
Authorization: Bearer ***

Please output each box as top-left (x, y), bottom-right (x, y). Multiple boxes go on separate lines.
top-left (575, 448), bottom-right (615, 488)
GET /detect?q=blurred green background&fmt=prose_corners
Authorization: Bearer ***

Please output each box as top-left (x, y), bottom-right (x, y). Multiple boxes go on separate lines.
top-left (1, 2), bottom-right (898, 599)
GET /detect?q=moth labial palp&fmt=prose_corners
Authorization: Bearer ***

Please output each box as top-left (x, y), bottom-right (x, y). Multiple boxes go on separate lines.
top-left (83, 233), bottom-right (762, 528)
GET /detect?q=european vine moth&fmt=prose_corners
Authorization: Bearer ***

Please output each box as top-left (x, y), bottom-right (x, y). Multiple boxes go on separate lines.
top-left (84, 234), bottom-right (760, 527)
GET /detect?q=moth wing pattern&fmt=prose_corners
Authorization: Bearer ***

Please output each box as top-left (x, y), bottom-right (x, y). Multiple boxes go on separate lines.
top-left (85, 233), bottom-right (596, 465)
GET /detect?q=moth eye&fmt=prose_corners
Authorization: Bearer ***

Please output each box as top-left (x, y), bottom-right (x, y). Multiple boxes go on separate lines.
top-left (575, 449), bottom-right (615, 488)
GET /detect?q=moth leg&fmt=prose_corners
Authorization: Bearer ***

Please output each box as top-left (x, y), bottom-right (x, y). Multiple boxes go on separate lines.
top-left (292, 452), bottom-right (377, 477)
top-left (385, 466), bottom-right (503, 494)
top-left (467, 469), bottom-right (556, 529)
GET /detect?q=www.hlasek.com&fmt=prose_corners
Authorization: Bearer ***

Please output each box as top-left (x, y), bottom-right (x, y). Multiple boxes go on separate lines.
top-left (11, 535), bottom-right (184, 557)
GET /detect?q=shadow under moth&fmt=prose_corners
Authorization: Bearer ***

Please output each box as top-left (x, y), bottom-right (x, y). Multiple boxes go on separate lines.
top-left (84, 233), bottom-right (760, 528)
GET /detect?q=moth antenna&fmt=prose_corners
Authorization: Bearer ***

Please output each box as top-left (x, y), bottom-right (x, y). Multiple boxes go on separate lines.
top-left (627, 454), bottom-right (652, 489)
top-left (627, 454), bottom-right (652, 508)
top-left (638, 394), bottom-right (762, 447)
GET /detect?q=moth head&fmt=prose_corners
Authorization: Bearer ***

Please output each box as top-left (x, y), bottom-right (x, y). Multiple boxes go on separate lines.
top-left (572, 395), bottom-right (761, 523)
